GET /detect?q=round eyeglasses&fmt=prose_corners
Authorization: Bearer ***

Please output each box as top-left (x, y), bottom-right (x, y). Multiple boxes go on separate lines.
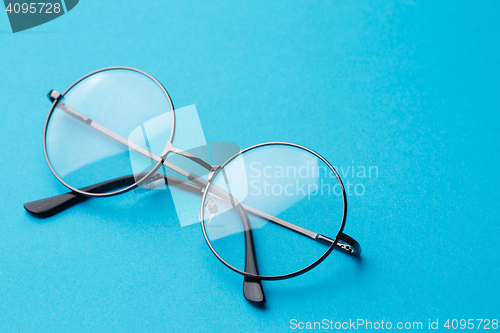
top-left (25, 67), bottom-right (362, 305)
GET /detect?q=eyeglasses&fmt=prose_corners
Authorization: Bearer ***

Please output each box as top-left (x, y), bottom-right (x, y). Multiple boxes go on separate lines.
top-left (24, 67), bottom-right (361, 305)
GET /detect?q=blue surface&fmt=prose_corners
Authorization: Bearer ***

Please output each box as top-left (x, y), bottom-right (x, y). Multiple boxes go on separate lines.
top-left (1, 1), bottom-right (499, 331)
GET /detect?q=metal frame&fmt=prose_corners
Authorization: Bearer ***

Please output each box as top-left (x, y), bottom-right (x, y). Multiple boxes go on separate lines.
top-left (200, 141), bottom-right (349, 281)
top-left (29, 66), bottom-right (362, 304)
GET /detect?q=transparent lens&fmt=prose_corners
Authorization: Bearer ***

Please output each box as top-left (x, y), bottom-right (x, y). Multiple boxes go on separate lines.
top-left (45, 68), bottom-right (173, 194)
top-left (202, 144), bottom-right (345, 277)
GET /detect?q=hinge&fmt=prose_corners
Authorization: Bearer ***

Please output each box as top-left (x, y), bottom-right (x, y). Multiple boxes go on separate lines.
top-left (47, 90), bottom-right (62, 102)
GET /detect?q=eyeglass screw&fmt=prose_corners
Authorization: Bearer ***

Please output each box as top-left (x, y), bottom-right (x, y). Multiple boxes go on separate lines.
top-left (208, 203), bottom-right (218, 215)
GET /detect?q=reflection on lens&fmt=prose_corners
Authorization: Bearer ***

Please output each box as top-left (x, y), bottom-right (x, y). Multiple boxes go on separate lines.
top-left (202, 144), bottom-right (345, 278)
top-left (45, 68), bottom-right (174, 195)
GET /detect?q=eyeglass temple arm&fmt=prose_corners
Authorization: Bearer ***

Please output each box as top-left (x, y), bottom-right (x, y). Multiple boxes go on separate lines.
top-left (217, 167), bottom-right (266, 304)
top-left (48, 92), bottom-right (194, 179)
top-left (226, 188), bottom-right (266, 304)
top-left (44, 93), bottom-right (358, 252)
top-left (24, 175), bottom-right (134, 218)
top-left (23, 174), bottom-right (204, 218)
top-left (24, 173), bottom-right (361, 258)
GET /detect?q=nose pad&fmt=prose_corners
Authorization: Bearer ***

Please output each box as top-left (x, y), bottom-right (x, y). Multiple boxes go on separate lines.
top-left (204, 196), bottom-right (218, 214)
top-left (208, 202), bottom-right (218, 215)
top-left (143, 174), bottom-right (166, 190)
top-left (133, 169), bottom-right (167, 193)
top-left (204, 196), bottom-right (218, 227)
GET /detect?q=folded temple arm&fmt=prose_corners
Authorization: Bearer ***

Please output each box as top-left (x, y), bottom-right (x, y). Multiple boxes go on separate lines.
top-left (24, 173), bottom-right (361, 257)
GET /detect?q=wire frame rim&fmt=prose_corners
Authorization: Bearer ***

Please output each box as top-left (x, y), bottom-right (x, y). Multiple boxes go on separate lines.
top-left (42, 66), bottom-right (176, 197)
top-left (199, 141), bottom-right (348, 281)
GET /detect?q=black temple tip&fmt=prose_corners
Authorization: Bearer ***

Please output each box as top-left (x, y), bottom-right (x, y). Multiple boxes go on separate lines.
top-left (24, 192), bottom-right (87, 218)
top-left (243, 277), bottom-right (266, 305)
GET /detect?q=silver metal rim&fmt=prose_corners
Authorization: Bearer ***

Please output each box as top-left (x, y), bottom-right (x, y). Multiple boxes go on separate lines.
top-left (199, 141), bottom-right (348, 281)
top-left (42, 66), bottom-right (176, 197)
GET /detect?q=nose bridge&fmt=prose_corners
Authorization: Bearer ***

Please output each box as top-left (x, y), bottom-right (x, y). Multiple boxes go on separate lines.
top-left (160, 141), bottom-right (174, 159)
top-left (208, 165), bottom-right (221, 182)
top-left (165, 143), bottom-right (213, 171)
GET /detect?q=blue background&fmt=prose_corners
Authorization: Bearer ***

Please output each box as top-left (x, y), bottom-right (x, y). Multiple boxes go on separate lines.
top-left (1, 1), bottom-right (499, 331)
